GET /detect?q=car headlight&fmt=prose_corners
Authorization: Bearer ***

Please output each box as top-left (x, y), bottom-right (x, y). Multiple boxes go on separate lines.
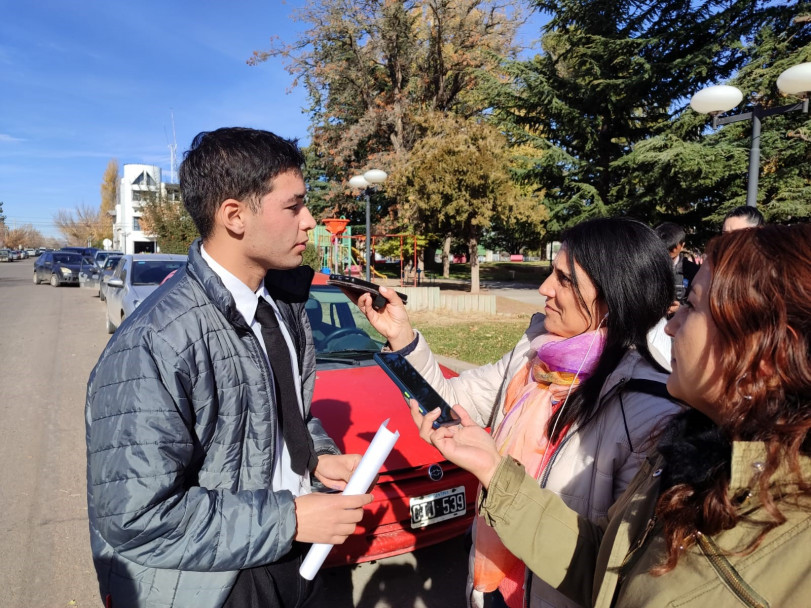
top-left (60, 267), bottom-right (72, 276)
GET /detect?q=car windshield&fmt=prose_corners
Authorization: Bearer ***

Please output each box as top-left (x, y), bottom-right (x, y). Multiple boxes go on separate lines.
top-left (308, 286), bottom-right (385, 354)
top-left (131, 260), bottom-right (186, 285)
top-left (53, 253), bottom-right (82, 264)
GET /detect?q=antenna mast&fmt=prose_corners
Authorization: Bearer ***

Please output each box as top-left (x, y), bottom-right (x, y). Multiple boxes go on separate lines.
top-left (168, 111), bottom-right (178, 183)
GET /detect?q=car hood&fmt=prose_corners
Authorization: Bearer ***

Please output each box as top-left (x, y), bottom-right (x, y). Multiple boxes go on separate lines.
top-left (55, 262), bottom-right (85, 271)
top-left (312, 364), bottom-right (453, 473)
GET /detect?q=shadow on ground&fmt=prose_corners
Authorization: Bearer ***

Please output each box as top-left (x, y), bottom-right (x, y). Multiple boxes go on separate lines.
top-left (321, 535), bottom-right (469, 608)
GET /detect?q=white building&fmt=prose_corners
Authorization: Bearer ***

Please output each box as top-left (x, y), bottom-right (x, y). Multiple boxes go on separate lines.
top-left (112, 164), bottom-right (180, 254)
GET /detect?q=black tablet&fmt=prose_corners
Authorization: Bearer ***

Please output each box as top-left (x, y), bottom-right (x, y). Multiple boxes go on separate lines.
top-left (374, 352), bottom-right (460, 428)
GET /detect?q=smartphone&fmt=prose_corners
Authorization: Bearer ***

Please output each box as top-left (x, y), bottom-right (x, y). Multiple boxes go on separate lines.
top-left (373, 352), bottom-right (461, 428)
top-left (327, 274), bottom-right (408, 311)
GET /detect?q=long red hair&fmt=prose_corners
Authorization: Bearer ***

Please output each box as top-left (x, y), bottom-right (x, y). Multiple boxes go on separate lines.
top-left (653, 223), bottom-right (811, 574)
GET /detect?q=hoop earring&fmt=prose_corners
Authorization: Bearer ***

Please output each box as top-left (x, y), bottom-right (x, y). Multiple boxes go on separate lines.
top-left (735, 373), bottom-right (753, 401)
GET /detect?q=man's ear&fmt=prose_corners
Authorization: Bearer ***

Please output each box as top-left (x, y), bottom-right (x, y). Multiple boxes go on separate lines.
top-left (217, 198), bottom-right (248, 236)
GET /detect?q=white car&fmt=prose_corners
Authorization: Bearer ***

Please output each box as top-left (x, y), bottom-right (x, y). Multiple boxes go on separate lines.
top-left (105, 254), bottom-right (187, 334)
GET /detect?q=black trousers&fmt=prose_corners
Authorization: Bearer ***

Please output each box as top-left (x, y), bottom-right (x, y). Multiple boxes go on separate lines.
top-left (222, 543), bottom-right (326, 608)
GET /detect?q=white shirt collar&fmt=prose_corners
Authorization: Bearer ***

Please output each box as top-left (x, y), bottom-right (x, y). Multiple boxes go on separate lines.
top-left (200, 244), bottom-right (271, 324)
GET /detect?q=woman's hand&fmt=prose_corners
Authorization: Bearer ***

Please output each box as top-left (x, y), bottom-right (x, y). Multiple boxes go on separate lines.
top-left (409, 400), bottom-right (501, 490)
top-left (349, 286), bottom-right (415, 351)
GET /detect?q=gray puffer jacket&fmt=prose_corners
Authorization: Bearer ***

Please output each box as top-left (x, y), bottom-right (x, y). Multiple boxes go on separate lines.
top-left (85, 240), bottom-right (338, 608)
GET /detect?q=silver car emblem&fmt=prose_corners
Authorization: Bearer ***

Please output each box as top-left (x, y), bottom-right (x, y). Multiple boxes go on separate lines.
top-left (428, 464), bottom-right (444, 481)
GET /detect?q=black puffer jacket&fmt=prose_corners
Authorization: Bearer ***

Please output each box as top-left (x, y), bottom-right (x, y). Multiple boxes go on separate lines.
top-left (85, 240), bottom-right (337, 608)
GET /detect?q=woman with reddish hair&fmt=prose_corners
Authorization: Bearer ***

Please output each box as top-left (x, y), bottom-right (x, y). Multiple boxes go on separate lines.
top-left (412, 223), bottom-right (811, 607)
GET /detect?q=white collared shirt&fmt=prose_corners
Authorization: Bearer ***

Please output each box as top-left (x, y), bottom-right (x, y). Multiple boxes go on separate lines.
top-left (201, 245), bottom-right (310, 497)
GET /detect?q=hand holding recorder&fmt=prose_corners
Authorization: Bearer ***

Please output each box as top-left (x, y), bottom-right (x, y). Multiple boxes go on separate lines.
top-left (329, 274), bottom-right (416, 351)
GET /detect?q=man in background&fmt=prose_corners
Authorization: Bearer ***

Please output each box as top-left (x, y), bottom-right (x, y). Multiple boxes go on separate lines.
top-left (722, 205), bottom-right (765, 233)
top-left (655, 222), bottom-right (700, 316)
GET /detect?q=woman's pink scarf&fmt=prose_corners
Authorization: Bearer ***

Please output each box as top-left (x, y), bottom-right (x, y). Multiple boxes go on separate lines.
top-left (473, 329), bottom-right (606, 607)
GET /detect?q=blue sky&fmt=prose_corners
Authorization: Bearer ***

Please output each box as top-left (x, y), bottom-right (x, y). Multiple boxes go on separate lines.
top-left (1, 0), bottom-right (543, 238)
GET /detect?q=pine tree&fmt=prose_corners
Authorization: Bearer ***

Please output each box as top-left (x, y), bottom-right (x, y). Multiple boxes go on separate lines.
top-left (615, 4), bottom-right (810, 241)
top-left (487, 0), bottom-right (774, 235)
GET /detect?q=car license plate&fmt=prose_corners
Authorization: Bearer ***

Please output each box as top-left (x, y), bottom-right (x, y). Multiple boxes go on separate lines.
top-left (409, 485), bottom-right (466, 528)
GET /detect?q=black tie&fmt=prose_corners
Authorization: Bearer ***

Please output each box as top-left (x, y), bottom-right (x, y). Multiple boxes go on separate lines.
top-left (255, 298), bottom-right (317, 475)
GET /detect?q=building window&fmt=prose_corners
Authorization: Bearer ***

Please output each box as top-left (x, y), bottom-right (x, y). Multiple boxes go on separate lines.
top-left (132, 171), bottom-right (157, 187)
top-left (133, 218), bottom-right (141, 231)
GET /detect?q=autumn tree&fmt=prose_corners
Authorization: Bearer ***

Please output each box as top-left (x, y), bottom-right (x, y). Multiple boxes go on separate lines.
top-left (53, 204), bottom-right (104, 246)
top-left (4, 224), bottom-right (45, 250)
top-left (250, 0), bottom-right (527, 220)
top-left (388, 114), bottom-right (525, 292)
top-left (139, 191), bottom-right (198, 254)
top-left (99, 159), bottom-right (119, 238)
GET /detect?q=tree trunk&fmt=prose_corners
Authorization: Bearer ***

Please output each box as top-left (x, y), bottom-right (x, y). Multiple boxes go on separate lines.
top-left (469, 234), bottom-right (480, 294)
top-left (442, 234), bottom-right (451, 278)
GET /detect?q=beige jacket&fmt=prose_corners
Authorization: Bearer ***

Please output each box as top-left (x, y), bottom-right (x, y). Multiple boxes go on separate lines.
top-left (481, 443), bottom-right (811, 608)
top-left (405, 314), bottom-right (683, 607)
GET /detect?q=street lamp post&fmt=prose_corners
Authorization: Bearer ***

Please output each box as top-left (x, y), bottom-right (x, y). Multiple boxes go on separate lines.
top-left (690, 62), bottom-right (811, 207)
top-left (349, 169), bottom-right (387, 281)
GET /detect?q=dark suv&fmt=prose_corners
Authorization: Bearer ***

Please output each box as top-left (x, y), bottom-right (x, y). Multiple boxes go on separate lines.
top-left (33, 251), bottom-right (94, 286)
top-left (60, 246), bottom-right (100, 259)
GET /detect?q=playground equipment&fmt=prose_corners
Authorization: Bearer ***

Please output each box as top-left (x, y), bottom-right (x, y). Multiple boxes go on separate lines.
top-left (321, 218), bottom-right (350, 274)
top-left (316, 219), bottom-right (420, 286)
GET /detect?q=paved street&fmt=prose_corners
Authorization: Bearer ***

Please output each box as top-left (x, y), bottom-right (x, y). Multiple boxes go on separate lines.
top-left (0, 258), bottom-right (469, 608)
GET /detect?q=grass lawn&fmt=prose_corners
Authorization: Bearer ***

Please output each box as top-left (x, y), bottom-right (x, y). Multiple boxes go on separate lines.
top-left (415, 315), bottom-right (531, 366)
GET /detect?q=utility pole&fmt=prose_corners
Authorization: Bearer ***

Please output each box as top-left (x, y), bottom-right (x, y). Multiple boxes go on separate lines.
top-left (168, 111), bottom-right (178, 184)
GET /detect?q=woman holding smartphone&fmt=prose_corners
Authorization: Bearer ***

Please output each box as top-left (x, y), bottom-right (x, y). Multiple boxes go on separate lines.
top-left (356, 217), bottom-right (682, 608)
top-left (411, 223), bottom-right (811, 607)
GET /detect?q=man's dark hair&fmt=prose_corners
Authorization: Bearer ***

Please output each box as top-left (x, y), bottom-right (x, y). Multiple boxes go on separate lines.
top-left (723, 205), bottom-right (764, 228)
top-left (547, 217), bottom-right (674, 443)
top-left (654, 222), bottom-right (686, 252)
top-left (179, 127), bottom-right (305, 239)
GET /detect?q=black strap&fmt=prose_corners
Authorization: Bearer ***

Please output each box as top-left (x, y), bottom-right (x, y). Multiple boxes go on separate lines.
top-left (618, 379), bottom-right (671, 453)
top-left (622, 379), bottom-right (671, 399)
top-left (255, 298), bottom-right (317, 475)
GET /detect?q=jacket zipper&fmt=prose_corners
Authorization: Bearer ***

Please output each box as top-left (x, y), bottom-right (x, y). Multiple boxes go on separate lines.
top-left (696, 532), bottom-right (770, 608)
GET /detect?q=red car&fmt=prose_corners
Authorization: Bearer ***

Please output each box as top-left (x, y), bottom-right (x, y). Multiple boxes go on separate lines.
top-left (307, 274), bottom-right (477, 566)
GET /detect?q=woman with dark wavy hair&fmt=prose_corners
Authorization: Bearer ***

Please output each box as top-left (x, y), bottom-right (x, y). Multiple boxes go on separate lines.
top-left (412, 223), bottom-right (811, 607)
top-left (355, 217), bottom-right (682, 608)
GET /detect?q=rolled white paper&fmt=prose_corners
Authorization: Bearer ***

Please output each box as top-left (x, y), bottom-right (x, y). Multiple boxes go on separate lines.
top-left (299, 418), bottom-right (400, 580)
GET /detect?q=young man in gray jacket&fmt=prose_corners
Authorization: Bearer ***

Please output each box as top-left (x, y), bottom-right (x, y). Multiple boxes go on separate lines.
top-left (85, 127), bottom-right (371, 608)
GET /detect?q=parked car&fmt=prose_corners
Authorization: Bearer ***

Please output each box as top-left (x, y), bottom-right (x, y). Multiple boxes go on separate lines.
top-left (94, 250), bottom-right (123, 269)
top-left (33, 251), bottom-right (94, 286)
top-left (9, 250), bottom-right (21, 261)
top-left (25, 248), bottom-right (37, 257)
top-left (105, 254), bottom-right (187, 333)
top-left (97, 254), bottom-right (124, 301)
top-left (79, 263), bottom-right (102, 289)
top-left (0, 249), bottom-right (10, 262)
top-left (306, 276), bottom-right (477, 567)
top-left (61, 246), bottom-right (99, 259)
